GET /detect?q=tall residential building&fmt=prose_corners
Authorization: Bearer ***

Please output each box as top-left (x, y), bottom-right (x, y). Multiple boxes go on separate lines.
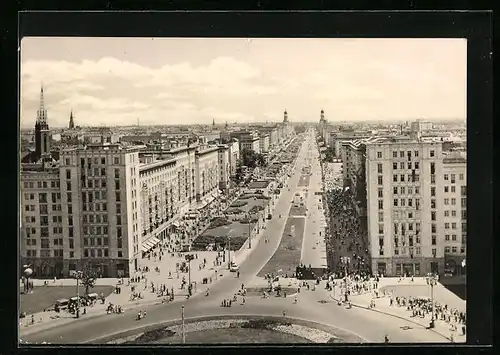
top-left (194, 146), bottom-right (220, 203)
top-left (21, 144), bottom-right (143, 277)
top-left (365, 140), bottom-right (466, 277)
top-left (218, 145), bottom-right (231, 192)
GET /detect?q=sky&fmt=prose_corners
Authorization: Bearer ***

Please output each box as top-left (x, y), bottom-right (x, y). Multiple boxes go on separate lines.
top-left (20, 37), bottom-right (467, 128)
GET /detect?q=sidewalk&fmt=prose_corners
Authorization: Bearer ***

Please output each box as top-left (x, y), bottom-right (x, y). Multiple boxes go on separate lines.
top-left (328, 279), bottom-right (465, 343)
top-left (20, 194), bottom-right (277, 337)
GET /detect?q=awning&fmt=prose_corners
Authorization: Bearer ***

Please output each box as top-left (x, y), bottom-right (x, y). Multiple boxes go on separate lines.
top-left (141, 237), bottom-right (160, 252)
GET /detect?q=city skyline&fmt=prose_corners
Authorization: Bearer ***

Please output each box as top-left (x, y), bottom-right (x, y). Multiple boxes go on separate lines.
top-left (21, 37), bottom-right (467, 128)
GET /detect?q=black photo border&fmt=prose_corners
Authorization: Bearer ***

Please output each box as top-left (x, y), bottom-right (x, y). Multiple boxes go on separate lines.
top-left (2, 7), bottom-right (494, 355)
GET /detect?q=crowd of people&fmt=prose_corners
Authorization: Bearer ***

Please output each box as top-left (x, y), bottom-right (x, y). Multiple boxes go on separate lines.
top-left (325, 188), bottom-right (370, 275)
top-left (388, 295), bottom-right (466, 334)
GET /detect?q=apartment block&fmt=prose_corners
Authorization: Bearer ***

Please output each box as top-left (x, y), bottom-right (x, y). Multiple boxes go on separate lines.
top-left (365, 140), bottom-right (466, 277)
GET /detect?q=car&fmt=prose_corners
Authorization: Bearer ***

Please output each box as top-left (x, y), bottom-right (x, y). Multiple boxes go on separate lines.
top-left (230, 264), bottom-right (239, 272)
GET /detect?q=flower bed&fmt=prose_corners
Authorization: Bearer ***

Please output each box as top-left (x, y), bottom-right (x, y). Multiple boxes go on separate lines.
top-left (115, 318), bottom-right (337, 344)
top-left (230, 201), bottom-right (248, 208)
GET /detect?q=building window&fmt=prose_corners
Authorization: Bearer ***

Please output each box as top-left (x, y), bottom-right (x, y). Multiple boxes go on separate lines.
top-left (452, 234), bottom-right (457, 241)
top-left (444, 174), bottom-right (449, 181)
top-left (378, 188), bottom-right (383, 198)
top-left (431, 236), bottom-right (436, 245)
top-left (378, 224), bottom-right (384, 234)
top-left (451, 198), bottom-right (456, 205)
top-left (452, 246), bottom-right (457, 253)
top-left (66, 169), bottom-right (71, 179)
top-left (444, 210), bottom-right (449, 217)
top-left (393, 162), bottom-right (397, 170)
top-left (415, 162), bottom-right (419, 169)
top-left (378, 176), bottom-right (383, 185)
top-left (378, 212), bottom-right (384, 222)
top-left (444, 198), bottom-right (449, 205)
top-left (377, 163), bottom-right (383, 174)
top-left (378, 200), bottom-right (383, 210)
top-left (461, 186), bottom-right (467, 196)
top-left (460, 247), bottom-right (465, 254)
top-left (459, 173), bottom-right (464, 181)
top-left (445, 246), bottom-right (451, 253)
top-left (452, 222), bottom-right (457, 229)
top-left (461, 197), bottom-right (467, 208)
top-left (445, 234), bottom-right (450, 241)
top-left (445, 222), bottom-right (450, 229)
top-left (377, 152), bottom-right (382, 159)
top-left (393, 187), bottom-right (398, 195)
top-left (393, 199), bottom-right (398, 207)
top-left (400, 162), bottom-right (405, 170)
top-left (451, 174), bottom-right (456, 183)
top-left (430, 150), bottom-right (435, 157)
top-left (116, 192), bottom-right (121, 202)
top-left (431, 224), bottom-right (436, 233)
top-left (65, 158), bottom-right (70, 165)
top-left (444, 186), bottom-right (449, 193)
top-left (431, 175), bottom-right (436, 184)
top-left (393, 174), bottom-right (397, 182)
top-left (400, 174), bottom-right (405, 182)
top-left (431, 211), bottom-right (436, 221)
top-left (400, 198), bottom-right (405, 207)
top-left (461, 210), bottom-right (467, 219)
top-left (431, 187), bottom-right (435, 196)
top-left (451, 210), bottom-right (456, 217)
top-left (393, 151), bottom-right (398, 158)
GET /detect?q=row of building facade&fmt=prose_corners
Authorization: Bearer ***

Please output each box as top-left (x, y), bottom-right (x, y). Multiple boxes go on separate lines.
top-left (19, 87), bottom-right (293, 278)
top-left (339, 136), bottom-right (467, 277)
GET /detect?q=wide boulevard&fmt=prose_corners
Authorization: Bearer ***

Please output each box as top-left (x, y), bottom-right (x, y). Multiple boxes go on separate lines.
top-left (21, 130), bottom-right (448, 344)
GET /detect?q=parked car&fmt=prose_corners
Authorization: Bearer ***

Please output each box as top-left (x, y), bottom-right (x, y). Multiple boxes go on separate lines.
top-left (229, 263), bottom-right (239, 272)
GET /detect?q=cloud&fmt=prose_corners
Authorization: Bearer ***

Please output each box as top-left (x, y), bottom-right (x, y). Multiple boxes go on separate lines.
top-left (20, 38), bottom-right (466, 127)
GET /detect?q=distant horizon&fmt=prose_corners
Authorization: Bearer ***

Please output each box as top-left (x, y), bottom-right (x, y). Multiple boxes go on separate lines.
top-left (21, 37), bottom-right (466, 128)
top-left (19, 117), bottom-right (466, 131)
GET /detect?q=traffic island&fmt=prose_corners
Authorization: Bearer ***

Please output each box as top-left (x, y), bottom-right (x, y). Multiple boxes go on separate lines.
top-left (101, 315), bottom-right (365, 344)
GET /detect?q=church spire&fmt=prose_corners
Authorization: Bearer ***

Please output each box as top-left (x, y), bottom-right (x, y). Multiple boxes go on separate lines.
top-left (36, 85), bottom-right (48, 126)
top-left (69, 109), bottom-right (75, 129)
top-left (283, 109), bottom-right (288, 123)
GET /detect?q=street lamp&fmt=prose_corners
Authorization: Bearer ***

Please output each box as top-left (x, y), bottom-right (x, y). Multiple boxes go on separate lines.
top-left (247, 212), bottom-right (253, 249)
top-left (227, 235), bottom-right (232, 269)
top-left (74, 270), bottom-right (83, 318)
top-left (22, 265), bottom-right (33, 294)
top-left (426, 274), bottom-right (438, 328)
top-left (185, 254), bottom-right (195, 286)
top-left (340, 256), bottom-right (350, 301)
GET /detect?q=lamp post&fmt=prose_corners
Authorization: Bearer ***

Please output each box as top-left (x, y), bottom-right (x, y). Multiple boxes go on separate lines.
top-left (181, 305), bottom-right (186, 344)
top-left (185, 254), bottom-right (194, 286)
top-left (341, 256), bottom-right (350, 301)
top-left (426, 274), bottom-right (438, 328)
top-left (227, 236), bottom-right (232, 269)
top-left (23, 265), bottom-right (33, 294)
top-left (247, 213), bottom-right (252, 249)
top-left (74, 270), bottom-right (83, 318)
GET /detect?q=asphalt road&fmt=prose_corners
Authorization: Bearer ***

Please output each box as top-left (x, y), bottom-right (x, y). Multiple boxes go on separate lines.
top-left (21, 130), bottom-right (449, 344)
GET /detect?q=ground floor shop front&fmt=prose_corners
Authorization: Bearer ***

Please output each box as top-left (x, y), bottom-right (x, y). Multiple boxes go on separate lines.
top-left (20, 257), bottom-right (135, 279)
top-left (371, 257), bottom-right (445, 277)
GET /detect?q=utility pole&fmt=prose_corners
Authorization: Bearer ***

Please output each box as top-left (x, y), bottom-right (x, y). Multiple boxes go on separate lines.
top-left (185, 254), bottom-right (194, 286)
top-left (181, 305), bottom-right (186, 344)
top-left (75, 271), bottom-right (82, 318)
top-left (227, 236), bottom-right (232, 269)
top-left (248, 213), bottom-right (252, 249)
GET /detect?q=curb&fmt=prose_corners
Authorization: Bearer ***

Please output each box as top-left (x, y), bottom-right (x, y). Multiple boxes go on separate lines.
top-left (328, 293), bottom-right (458, 342)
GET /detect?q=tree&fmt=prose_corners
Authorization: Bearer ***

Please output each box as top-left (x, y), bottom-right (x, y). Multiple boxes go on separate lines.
top-left (81, 264), bottom-right (98, 296)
